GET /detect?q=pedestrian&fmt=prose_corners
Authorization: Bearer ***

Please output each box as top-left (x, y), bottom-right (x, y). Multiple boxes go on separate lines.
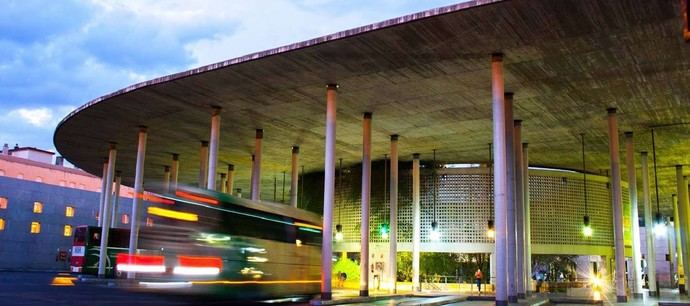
top-left (474, 268), bottom-right (483, 295)
top-left (341, 271), bottom-right (347, 288)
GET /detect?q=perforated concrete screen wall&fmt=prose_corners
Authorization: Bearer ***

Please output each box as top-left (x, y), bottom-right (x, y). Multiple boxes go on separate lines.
top-left (333, 166), bottom-right (630, 252)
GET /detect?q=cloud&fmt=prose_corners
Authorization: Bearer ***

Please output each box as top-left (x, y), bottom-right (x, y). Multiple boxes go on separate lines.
top-left (9, 107), bottom-right (53, 128)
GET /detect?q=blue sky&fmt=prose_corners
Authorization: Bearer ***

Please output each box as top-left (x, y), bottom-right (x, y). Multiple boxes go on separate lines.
top-left (0, 0), bottom-right (462, 154)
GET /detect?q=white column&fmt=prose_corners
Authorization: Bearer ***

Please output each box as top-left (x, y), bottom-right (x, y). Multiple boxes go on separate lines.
top-left (624, 132), bottom-right (643, 298)
top-left (490, 252), bottom-right (497, 286)
top-left (128, 127), bottom-right (147, 279)
top-left (640, 152), bottom-right (657, 295)
top-left (162, 166), bottom-right (170, 192)
top-left (251, 129), bottom-right (263, 201)
top-left (110, 171), bottom-right (121, 228)
top-left (290, 146), bottom-right (299, 207)
top-left (607, 108), bottom-right (627, 303)
top-left (199, 141), bottom-right (209, 188)
top-left (389, 135), bottom-right (399, 293)
top-left (207, 107), bottom-right (221, 190)
top-left (320, 84), bottom-right (337, 300)
top-left (492, 53), bottom-right (508, 306)
top-left (360, 112), bottom-right (372, 297)
top-left (97, 143), bottom-right (117, 277)
top-left (673, 193), bottom-right (685, 292)
top-left (412, 153), bottom-right (421, 292)
top-left (505, 93), bottom-right (517, 303)
top-left (170, 153), bottom-right (179, 193)
top-left (514, 120), bottom-right (525, 299)
top-left (227, 164), bottom-right (235, 195)
top-left (676, 166), bottom-right (690, 294)
top-left (523, 143), bottom-right (532, 294)
top-left (98, 161), bottom-right (107, 227)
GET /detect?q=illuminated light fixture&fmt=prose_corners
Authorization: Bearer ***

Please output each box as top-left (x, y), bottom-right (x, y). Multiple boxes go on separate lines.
top-left (147, 206), bottom-right (198, 222)
top-left (487, 143), bottom-right (495, 239)
top-left (487, 220), bottom-right (495, 239)
top-left (335, 224), bottom-right (344, 242)
top-left (379, 223), bottom-right (389, 240)
top-left (116, 253), bottom-right (166, 273)
top-left (429, 149), bottom-right (440, 241)
top-left (173, 255), bottom-right (222, 275)
top-left (650, 128), bottom-right (665, 237)
top-left (241, 247), bottom-right (266, 254)
top-left (142, 193), bottom-right (175, 205)
top-left (295, 239), bottom-right (302, 246)
top-left (581, 134), bottom-right (592, 237)
top-left (175, 190), bottom-right (219, 205)
top-left (51, 275), bottom-right (77, 286)
top-left (335, 158), bottom-right (344, 242)
top-left (173, 266), bottom-right (220, 275)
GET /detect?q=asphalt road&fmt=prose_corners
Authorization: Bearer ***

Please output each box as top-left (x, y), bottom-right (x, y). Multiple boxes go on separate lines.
top-left (0, 271), bottom-right (311, 306)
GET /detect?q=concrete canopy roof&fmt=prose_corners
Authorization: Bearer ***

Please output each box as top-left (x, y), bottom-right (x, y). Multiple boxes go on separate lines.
top-left (54, 0), bottom-right (690, 215)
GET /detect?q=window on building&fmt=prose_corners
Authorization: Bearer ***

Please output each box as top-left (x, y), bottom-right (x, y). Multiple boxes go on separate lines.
top-left (146, 217), bottom-right (154, 227)
top-left (33, 202), bottom-right (43, 213)
top-left (0, 218), bottom-right (5, 231)
top-left (0, 197), bottom-right (7, 209)
top-left (63, 225), bottom-right (72, 237)
top-left (30, 222), bottom-right (40, 234)
top-left (121, 214), bottom-right (129, 225)
top-left (65, 206), bottom-right (74, 217)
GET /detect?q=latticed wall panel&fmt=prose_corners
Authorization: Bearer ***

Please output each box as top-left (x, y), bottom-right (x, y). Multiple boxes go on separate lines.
top-left (333, 165), bottom-right (627, 249)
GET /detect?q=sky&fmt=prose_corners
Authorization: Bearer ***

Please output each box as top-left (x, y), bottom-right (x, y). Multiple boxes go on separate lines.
top-left (0, 0), bottom-right (463, 156)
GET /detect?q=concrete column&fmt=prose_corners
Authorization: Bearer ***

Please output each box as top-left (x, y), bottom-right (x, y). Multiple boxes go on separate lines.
top-left (412, 153), bottom-right (421, 292)
top-left (207, 107), bottom-right (221, 190)
top-left (320, 84), bottom-right (337, 300)
top-left (163, 166), bottom-right (170, 192)
top-left (673, 193), bottom-right (685, 291)
top-left (607, 108), bottom-right (627, 302)
top-left (491, 53), bottom-right (508, 306)
top-left (110, 171), bottom-right (121, 228)
top-left (290, 146), bottom-right (299, 207)
top-left (98, 161), bottom-right (107, 227)
top-left (624, 132), bottom-right (643, 298)
top-left (389, 135), bottom-right (399, 293)
top-left (128, 127), bottom-right (147, 279)
top-left (251, 129), bottom-right (263, 201)
top-left (505, 93), bottom-right (517, 303)
top-left (97, 143), bottom-right (117, 277)
top-left (360, 112), bottom-right (372, 297)
top-left (523, 143), bottom-right (532, 293)
top-left (227, 164), bottom-right (235, 195)
top-left (514, 120), bottom-right (525, 299)
top-left (640, 152), bottom-right (657, 295)
top-left (676, 166), bottom-right (690, 293)
top-left (170, 154), bottom-right (179, 193)
top-left (219, 173), bottom-right (227, 193)
top-left (199, 141), bottom-right (209, 188)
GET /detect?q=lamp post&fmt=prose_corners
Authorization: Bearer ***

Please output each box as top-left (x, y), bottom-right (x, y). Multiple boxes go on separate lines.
top-left (581, 134), bottom-right (592, 237)
top-left (487, 143), bottom-right (495, 239)
top-left (651, 129), bottom-right (666, 236)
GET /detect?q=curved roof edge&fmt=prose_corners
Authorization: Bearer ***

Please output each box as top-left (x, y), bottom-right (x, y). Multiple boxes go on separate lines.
top-left (55, 0), bottom-right (503, 132)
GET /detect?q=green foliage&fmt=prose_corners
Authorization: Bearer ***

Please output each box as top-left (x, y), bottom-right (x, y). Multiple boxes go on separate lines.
top-left (397, 252), bottom-right (412, 281)
top-left (333, 257), bottom-right (360, 282)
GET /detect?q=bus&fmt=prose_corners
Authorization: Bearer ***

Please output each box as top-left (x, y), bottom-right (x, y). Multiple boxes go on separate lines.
top-left (70, 225), bottom-right (130, 276)
top-left (115, 186), bottom-right (322, 299)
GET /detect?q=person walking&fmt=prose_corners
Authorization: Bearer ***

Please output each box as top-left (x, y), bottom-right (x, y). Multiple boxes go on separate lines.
top-left (474, 268), bottom-right (483, 295)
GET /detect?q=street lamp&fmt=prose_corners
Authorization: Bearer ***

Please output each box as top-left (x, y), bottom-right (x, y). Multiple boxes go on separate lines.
top-left (487, 143), bottom-right (495, 239)
top-left (430, 149), bottom-right (440, 241)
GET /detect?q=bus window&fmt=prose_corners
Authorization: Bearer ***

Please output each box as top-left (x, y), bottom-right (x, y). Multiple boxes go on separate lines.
top-left (73, 227), bottom-right (87, 244)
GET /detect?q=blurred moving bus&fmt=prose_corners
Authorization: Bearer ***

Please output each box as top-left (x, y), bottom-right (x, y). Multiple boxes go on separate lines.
top-left (115, 186), bottom-right (322, 299)
top-left (70, 225), bottom-right (129, 275)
